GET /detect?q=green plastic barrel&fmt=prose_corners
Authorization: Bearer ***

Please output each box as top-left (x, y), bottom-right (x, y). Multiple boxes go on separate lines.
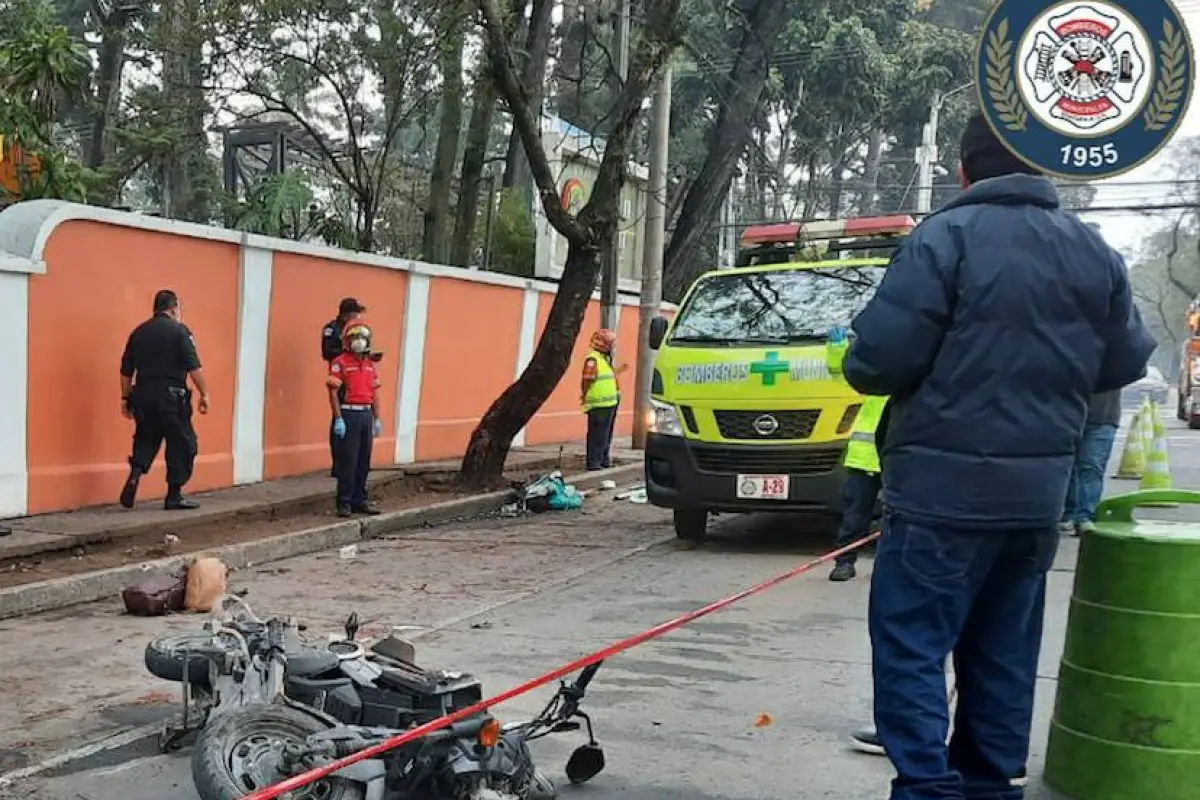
top-left (1044, 490), bottom-right (1200, 800)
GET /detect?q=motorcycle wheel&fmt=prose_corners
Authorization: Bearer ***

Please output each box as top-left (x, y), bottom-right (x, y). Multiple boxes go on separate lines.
top-left (191, 705), bottom-right (365, 800)
top-left (145, 631), bottom-right (213, 686)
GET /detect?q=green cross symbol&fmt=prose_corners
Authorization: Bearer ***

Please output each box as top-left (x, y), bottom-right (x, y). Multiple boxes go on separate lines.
top-left (750, 351), bottom-right (790, 386)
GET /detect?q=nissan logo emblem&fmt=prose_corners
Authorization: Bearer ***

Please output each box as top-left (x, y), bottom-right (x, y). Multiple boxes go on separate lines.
top-left (752, 414), bottom-right (779, 436)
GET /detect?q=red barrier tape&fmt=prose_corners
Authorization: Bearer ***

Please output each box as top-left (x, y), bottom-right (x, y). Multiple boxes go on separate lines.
top-left (241, 532), bottom-right (881, 800)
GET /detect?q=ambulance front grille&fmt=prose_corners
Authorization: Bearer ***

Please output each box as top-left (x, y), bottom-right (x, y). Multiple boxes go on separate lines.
top-left (713, 409), bottom-right (820, 440)
top-left (691, 446), bottom-right (842, 476)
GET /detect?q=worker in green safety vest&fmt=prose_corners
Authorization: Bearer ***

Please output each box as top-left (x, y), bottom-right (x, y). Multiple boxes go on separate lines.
top-left (581, 329), bottom-right (628, 471)
top-left (825, 326), bottom-right (886, 582)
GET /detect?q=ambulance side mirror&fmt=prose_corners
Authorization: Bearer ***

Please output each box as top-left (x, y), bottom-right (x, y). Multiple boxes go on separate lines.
top-left (648, 316), bottom-right (668, 350)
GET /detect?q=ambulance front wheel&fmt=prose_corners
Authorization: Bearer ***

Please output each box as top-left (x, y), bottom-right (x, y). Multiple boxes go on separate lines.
top-left (673, 509), bottom-right (708, 542)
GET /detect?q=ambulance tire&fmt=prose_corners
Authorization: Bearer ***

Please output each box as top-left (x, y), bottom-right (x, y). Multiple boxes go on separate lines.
top-left (673, 509), bottom-right (708, 542)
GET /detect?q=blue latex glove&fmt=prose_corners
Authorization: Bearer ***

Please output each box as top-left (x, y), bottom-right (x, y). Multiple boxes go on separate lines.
top-left (828, 325), bottom-right (848, 344)
top-left (333, 417), bottom-right (347, 438)
top-left (373, 418), bottom-right (383, 438)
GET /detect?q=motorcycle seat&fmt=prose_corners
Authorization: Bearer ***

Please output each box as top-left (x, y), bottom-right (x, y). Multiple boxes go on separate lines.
top-left (285, 648), bottom-right (341, 678)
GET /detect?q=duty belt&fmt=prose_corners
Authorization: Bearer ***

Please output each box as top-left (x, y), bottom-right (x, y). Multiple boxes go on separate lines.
top-left (342, 404), bottom-right (372, 411)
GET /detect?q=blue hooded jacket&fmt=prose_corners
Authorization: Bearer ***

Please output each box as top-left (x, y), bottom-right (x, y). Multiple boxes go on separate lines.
top-left (843, 175), bottom-right (1155, 529)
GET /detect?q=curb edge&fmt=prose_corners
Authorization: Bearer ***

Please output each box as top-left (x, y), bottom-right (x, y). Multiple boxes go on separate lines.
top-left (0, 463), bottom-right (643, 621)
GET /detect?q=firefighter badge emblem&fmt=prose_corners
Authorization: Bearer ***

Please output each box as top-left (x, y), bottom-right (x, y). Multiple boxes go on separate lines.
top-left (977, 0), bottom-right (1194, 179)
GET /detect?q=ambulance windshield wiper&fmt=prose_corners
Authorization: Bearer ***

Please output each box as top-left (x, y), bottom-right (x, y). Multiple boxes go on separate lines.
top-left (781, 333), bottom-right (832, 343)
top-left (669, 335), bottom-right (738, 346)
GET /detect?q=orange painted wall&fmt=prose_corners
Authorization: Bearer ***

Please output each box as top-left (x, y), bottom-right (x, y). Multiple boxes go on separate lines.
top-left (415, 277), bottom-right (523, 461)
top-left (27, 220), bottom-right (239, 512)
top-left (522, 296), bottom-right (601, 446)
top-left (262, 252), bottom-right (407, 478)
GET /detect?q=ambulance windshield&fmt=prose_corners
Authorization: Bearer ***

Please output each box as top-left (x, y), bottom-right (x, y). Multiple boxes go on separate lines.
top-left (670, 266), bottom-right (885, 345)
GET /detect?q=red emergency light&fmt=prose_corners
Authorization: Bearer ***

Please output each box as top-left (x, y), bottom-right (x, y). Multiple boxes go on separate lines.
top-left (739, 215), bottom-right (917, 248)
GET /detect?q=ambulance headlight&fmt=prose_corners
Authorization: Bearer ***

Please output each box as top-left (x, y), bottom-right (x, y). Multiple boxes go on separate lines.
top-left (649, 399), bottom-right (684, 437)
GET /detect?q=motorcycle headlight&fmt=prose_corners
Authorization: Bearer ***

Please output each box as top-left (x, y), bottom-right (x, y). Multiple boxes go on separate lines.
top-left (649, 399), bottom-right (684, 436)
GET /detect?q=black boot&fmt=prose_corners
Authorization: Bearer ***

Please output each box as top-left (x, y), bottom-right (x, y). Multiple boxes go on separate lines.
top-left (164, 484), bottom-right (200, 510)
top-left (119, 464), bottom-right (143, 509)
top-left (828, 560), bottom-right (857, 582)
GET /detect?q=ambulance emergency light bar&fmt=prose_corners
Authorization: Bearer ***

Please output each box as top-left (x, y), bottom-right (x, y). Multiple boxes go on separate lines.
top-left (736, 215), bottom-right (917, 267)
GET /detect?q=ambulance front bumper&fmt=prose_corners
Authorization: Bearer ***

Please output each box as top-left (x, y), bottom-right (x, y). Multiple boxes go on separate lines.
top-left (644, 434), bottom-right (850, 513)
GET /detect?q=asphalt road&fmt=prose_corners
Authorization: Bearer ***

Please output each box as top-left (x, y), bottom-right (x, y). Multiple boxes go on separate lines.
top-left (6, 413), bottom-right (1199, 800)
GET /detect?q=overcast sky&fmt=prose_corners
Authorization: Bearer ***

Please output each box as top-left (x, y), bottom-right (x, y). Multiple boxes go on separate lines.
top-left (1088, 3), bottom-right (1200, 257)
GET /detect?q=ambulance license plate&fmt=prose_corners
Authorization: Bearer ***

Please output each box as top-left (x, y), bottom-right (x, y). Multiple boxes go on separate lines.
top-left (736, 474), bottom-right (789, 500)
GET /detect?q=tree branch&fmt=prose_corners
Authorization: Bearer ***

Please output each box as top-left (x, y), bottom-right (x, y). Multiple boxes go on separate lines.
top-left (478, 0), bottom-right (582, 242)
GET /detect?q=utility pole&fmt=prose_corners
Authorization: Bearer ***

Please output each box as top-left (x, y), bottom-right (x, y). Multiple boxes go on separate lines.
top-left (719, 183), bottom-right (736, 269)
top-left (632, 62), bottom-right (672, 449)
top-left (601, 0), bottom-right (631, 331)
top-left (914, 82), bottom-right (973, 215)
top-left (915, 89), bottom-right (941, 215)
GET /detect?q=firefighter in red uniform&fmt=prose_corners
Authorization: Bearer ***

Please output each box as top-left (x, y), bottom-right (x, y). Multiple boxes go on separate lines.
top-left (327, 321), bottom-right (383, 517)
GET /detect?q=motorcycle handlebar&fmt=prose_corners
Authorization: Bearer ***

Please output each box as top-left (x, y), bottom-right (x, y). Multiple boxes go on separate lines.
top-left (574, 660), bottom-right (603, 691)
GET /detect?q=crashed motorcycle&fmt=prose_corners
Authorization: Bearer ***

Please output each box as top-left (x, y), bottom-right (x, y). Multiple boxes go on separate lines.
top-left (144, 596), bottom-right (606, 800)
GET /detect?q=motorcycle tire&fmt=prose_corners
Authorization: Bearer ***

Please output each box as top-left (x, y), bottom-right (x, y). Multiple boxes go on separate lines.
top-left (192, 705), bottom-right (365, 800)
top-left (145, 631), bottom-right (213, 686)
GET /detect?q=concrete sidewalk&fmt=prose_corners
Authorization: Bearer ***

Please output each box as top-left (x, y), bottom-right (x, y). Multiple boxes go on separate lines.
top-left (0, 439), bottom-right (638, 570)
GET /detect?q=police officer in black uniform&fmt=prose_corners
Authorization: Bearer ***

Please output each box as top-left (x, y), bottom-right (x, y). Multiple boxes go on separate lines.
top-left (323, 298), bottom-right (365, 475)
top-left (118, 289), bottom-right (210, 510)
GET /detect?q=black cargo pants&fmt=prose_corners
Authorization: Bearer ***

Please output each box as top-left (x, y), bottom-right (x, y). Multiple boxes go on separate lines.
top-left (129, 385), bottom-right (198, 491)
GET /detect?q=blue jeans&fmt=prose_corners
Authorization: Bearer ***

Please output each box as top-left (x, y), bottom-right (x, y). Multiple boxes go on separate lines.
top-left (1062, 423), bottom-right (1117, 524)
top-left (835, 468), bottom-right (881, 565)
top-left (870, 514), bottom-right (1060, 800)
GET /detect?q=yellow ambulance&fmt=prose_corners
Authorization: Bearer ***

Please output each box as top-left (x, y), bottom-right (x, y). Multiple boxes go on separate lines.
top-left (644, 215), bottom-right (915, 540)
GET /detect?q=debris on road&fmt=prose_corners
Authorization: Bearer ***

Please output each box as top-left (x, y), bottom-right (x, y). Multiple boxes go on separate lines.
top-left (500, 471), bottom-right (585, 517)
top-left (184, 557), bottom-right (228, 612)
top-left (339, 544), bottom-right (359, 560)
top-left (121, 566), bottom-right (187, 616)
top-left (615, 485), bottom-right (648, 503)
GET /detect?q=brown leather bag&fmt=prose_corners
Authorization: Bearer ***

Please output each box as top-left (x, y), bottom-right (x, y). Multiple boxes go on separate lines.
top-left (122, 567), bottom-right (187, 616)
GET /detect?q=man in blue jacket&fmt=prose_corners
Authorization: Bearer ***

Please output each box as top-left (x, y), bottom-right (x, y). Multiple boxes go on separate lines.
top-left (842, 112), bottom-right (1155, 800)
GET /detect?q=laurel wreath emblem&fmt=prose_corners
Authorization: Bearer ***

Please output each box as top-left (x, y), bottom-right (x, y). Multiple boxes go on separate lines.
top-left (984, 19), bottom-right (1028, 132)
top-left (1144, 19), bottom-right (1189, 131)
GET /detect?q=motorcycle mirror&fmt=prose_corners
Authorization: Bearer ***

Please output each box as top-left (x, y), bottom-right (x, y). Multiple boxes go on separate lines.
top-left (345, 612), bottom-right (360, 641)
top-left (565, 743), bottom-right (605, 784)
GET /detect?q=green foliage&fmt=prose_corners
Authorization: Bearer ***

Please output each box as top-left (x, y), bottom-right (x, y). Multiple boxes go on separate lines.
top-left (225, 170), bottom-right (354, 248)
top-left (488, 188), bottom-right (536, 278)
top-left (0, 0), bottom-right (99, 202)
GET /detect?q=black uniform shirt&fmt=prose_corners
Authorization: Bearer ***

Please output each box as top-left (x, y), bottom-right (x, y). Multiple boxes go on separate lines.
top-left (322, 318), bottom-right (344, 362)
top-left (120, 313), bottom-right (201, 388)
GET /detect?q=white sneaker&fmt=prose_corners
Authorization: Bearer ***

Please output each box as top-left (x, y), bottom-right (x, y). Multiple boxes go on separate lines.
top-left (1077, 520), bottom-right (1097, 535)
top-left (849, 726), bottom-right (885, 755)
top-left (1057, 521), bottom-right (1076, 536)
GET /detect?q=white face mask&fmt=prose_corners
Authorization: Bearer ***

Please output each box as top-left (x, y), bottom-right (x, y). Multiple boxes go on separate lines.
top-left (349, 337), bottom-right (369, 354)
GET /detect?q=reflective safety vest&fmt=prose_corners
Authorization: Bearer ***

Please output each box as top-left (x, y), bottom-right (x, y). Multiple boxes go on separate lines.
top-left (582, 350), bottom-right (620, 412)
top-left (843, 395), bottom-right (889, 474)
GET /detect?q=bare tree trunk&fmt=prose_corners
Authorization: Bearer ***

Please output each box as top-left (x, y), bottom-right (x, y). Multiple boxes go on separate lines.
top-left (858, 128), bottom-right (885, 214)
top-left (501, 0), bottom-right (553, 194)
top-left (159, 0), bottom-right (209, 221)
top-left (423, 25), bottom-right (466, 263)
top-left (86, 4), bottom-right (130, 171)
top-left (661, 0), bottom-right (790, 287)
top-left (449, 60), bottom-right (498, 266)
top-left (458, 243), bottom-right (600, 481)
top-left (459, 0), bottom-right (681, 486)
